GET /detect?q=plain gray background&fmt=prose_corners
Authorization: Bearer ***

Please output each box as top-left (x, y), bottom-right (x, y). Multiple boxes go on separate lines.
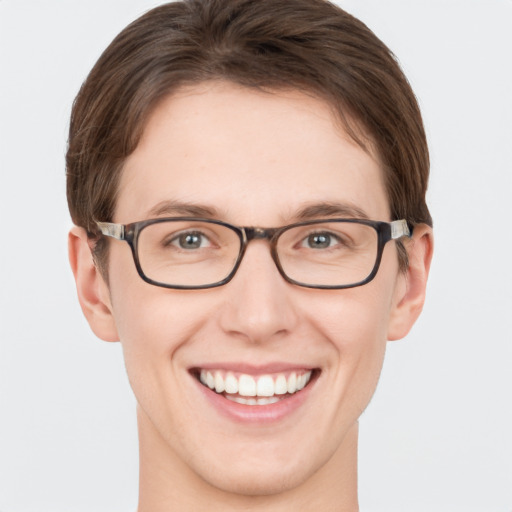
top-left (1, 1), bottom-right (511, 511)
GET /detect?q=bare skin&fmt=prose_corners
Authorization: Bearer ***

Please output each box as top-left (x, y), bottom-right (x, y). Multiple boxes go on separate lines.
top-left (69, 82), bottom-right (433, 511)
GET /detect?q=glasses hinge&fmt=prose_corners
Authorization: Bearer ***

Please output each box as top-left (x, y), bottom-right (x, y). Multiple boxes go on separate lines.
top-left (391, 219), bottom-right (410, 239)
top-left (97, 222), bottom-right (125, 240)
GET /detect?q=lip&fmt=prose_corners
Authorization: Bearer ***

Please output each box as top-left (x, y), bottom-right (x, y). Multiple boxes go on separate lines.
top-left (192, 362), bottom-right (316, 375)
top-left (190, 364), bottom-right (319, 424)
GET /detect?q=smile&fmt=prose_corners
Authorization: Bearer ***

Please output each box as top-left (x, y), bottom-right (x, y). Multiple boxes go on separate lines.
top-left (195, 369), bottom-right (314, 406)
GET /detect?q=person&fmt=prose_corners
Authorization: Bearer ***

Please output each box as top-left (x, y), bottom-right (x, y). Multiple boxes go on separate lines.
top-left (66, 0), bottom-right (433, 510)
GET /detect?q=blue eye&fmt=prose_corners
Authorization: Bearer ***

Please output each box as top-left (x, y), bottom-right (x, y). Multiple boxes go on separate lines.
top-left (303, 232), bottom-right (339, 249)
top-left (172, 231), bottom-right (210, 249)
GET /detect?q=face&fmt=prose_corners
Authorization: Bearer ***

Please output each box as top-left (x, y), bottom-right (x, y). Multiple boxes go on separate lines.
top-left (91, 83), bottom-right (410, 495)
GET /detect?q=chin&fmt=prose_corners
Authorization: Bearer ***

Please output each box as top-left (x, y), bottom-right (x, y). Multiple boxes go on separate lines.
top-left (202, 462), bottom-right (312, 497)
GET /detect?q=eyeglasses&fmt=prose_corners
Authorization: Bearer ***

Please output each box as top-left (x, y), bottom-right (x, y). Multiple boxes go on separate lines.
top-left (96, 217), bottom-right (411, 290)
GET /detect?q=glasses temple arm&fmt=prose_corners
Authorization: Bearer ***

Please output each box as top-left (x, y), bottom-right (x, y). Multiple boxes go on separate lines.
top-left (390, 219), bottom-right (411, 239)
top-left (96, 221), bottom-right (125, 240)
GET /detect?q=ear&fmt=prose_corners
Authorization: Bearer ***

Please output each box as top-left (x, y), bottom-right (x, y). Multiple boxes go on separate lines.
top-left (68, 226), bottom-right (119, 342)
top-left (387, 224), bottom-right (434, 341)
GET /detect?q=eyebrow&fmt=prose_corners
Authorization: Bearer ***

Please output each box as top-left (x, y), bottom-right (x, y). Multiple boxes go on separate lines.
top-left (145, 199), bottom-right (370, 223)
top-left (146, 200), bottom-right (220, 219)
top-left (295, 201), bottom-right (370, 221)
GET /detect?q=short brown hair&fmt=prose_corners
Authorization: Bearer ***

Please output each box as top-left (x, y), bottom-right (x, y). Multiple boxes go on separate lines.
top-left (66, 0), bottom-right (432, 271)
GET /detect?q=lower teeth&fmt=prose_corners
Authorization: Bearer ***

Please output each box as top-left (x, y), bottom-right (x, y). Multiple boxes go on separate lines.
top-left (224, 395), bottom-right (284, 406)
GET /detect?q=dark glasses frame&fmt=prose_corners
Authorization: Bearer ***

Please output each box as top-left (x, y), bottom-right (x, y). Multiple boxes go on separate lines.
top-left (96, 217), bottom-right (412, 290)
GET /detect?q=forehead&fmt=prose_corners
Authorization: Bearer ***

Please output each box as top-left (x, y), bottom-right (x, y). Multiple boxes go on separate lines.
top-left (116, 82), bottom-right (389, 225)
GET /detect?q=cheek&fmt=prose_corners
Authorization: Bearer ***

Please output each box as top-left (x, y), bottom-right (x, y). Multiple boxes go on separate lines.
top-left (108, 267), bottom-right (227, 411)
top-left (308, 280), bottom-right (393, 351)
top-left (111, 286), bottom-right (212, 370)
top-left (306, 274), bottom-right (396, 410)
top-left (108, 288), bottom-right (215, 441)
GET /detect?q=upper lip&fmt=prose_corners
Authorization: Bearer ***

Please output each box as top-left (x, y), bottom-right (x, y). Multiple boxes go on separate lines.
top-left (189, 362), bottom-right (317, 376)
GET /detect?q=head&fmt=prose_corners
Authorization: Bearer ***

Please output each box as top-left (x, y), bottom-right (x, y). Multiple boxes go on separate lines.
top-left (67, 0), bottom-right (433, 503)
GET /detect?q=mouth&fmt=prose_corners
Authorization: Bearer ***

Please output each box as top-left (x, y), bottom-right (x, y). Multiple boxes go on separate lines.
top-left (191, 368), bottom-right (319, 406)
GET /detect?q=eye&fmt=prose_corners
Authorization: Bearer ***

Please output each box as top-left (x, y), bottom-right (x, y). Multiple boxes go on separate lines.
top-left (170, 231), bottom-right (211, 250)
top-left (301, 232), bottom-right (341, 249)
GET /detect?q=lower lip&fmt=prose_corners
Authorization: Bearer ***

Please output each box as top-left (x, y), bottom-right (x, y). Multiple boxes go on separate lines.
top-left (193, 374), bottom-right (317, 424)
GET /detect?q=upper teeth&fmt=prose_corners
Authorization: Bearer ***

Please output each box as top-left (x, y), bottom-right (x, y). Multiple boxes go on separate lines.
top-left (199, 369), bottom-right (312, 397)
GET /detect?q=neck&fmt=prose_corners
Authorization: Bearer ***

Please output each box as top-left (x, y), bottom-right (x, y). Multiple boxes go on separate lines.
top-left (137, 407), bottom-right (359, 512)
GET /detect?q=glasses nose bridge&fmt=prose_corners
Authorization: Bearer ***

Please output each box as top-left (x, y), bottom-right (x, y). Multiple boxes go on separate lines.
top-left (237, 226), bottom-right (282, 275)
top-left (243, 226), bottom-right (280, 243)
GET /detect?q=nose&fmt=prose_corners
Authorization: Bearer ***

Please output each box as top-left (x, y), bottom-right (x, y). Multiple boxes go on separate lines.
top-left (218, 240), bottom-right (299, 344)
